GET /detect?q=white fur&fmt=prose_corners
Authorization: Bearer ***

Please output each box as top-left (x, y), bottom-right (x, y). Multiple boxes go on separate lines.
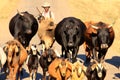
top-left (0, 47), bottom-right (7, 68)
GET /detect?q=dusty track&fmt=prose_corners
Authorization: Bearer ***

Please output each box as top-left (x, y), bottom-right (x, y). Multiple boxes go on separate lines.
top-left (0, 0), bottom-right (120, 80)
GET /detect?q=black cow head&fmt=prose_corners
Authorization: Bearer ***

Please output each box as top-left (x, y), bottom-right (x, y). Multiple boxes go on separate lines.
top-left (91, 22), bottom-right (113, 50)
top-left (97, 28), bottom-right (110, 49)
top-left (64, 22), bottom-right (80, 48)
top-left (18, 11), bottom-right (32, 34)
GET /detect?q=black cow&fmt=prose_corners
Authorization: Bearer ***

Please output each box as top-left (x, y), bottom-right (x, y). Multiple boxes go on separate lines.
top-left (84, 21), bottom-right (115, 62)
top-left (39, 48), bottom-right (57, 80)
top-left (9, 11), bottom-right (38, 48)
top-left (55, 17), bottom-right (86, 62)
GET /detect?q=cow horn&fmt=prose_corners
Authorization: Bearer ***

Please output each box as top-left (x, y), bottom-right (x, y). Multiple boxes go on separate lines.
top-left (108, 24), bottom-right (112, 28)
top-left (108, 20), bottom-right (116, 28)
top-left (91, 25), bottom-right (99, 29)
top-left (17, 10), bottom-right (24, 16)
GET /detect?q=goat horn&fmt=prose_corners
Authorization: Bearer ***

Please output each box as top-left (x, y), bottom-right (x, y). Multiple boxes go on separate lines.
top-left (91, 25), bottom-right (99, 29)
top-left (108, 24), bottom-right (112, 28)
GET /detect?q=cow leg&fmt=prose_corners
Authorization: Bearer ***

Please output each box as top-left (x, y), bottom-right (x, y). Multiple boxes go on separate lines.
top-left (85, 50), bottom-right (92, 63)
top-left (92, 36), bottom-right (98, 60)
top-left (92, 48), bottom-right (97, 60)
top-left (98, 50), bottom-right (107, 61)
top-left (72, 47), bottom-right (78, 63)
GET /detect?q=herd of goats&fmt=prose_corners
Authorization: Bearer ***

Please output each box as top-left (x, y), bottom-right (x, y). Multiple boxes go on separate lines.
top-left (0, 10), bottom-right (115, 80)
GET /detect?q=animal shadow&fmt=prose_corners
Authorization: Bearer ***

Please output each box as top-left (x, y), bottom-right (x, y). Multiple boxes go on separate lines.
top-left (21, 68), bottom-right (43, 79)
top-left (114, 73), bottom-right (120, 79)
top-left (36, 73), bottom-right (43, 80)
top-left (0, 70), bottom-right (6, 80)
top-left (77, 54), bottom-right (90, 66)
top-left (20, 68), bottom-right (29, 79)
top-left (105, 56), bottom-right (120, 68)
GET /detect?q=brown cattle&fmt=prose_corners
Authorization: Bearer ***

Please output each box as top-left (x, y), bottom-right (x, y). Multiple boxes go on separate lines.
top-left (48, 58), bottom-right (72, 80)
top-left (38, 18), bottom-right (56, 52)
top-left (4, 39), bottom-right (28, 80)
top-left (84, 21), bottom-right (115, 62)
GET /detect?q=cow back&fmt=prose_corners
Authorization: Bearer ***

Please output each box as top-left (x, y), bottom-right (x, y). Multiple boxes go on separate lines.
top-left (55, 17), bottom-right (86, 48)
top-left (9, 11), bottom-right (38, 48)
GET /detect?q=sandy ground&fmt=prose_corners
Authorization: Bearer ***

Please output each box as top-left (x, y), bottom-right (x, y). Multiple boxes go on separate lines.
top-left (0, 0), bottom-right (120, 80)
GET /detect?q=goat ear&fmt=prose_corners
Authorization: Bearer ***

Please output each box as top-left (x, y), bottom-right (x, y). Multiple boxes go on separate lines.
top-left (91, 64), bottom-right (97, 71)
top-left (3, 46), bottom-right (8, 54)
top-left (66, 61), bottom-right (72, 71)
top-left (15, 46), bottom-right (19, 53)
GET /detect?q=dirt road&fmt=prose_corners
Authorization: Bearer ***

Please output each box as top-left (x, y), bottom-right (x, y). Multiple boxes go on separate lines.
top-left (0, 0), bottom-right (120, 80)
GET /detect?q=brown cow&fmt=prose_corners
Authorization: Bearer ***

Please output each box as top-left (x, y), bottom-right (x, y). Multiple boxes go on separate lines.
top-left (4, 39), bottom-right (28, 80)
top-left (48, 58), bottom-right (72, 80)
top-left (84, 21), bottom-right (115, 62)
top-left (38, 18), bottom-right (56, 52)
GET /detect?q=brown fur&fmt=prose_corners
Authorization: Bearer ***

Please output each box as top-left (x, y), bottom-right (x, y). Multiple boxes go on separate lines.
top-left (71, 60), bottom-right (86, 80)
top-left (84, 21), bottom-right (115, 61)
top-left (38, 18), bottom-right (56, 51)
top-left (4, 39), bottom-right (28, 80)
top-left (48, 58), bottom-right (72, 80)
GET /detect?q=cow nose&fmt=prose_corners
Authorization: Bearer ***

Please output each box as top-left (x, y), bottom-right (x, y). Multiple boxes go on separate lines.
top-left (26, 30), bottom-right (32, 34)
top-left (101, 44), bottom-right (108, 49)
top-left (68, 42), bottom-right (73, 47)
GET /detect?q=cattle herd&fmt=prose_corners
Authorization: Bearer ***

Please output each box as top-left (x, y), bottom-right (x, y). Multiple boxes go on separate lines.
top-left (0, 11), bottom-right (115, 80)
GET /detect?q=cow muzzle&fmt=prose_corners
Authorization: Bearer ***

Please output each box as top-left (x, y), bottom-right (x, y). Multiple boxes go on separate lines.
top-left (101, 44), bottom-right (108, 49)
top-left (68, 42), bottom-right (74, 47)
top-left (26, 30), bottom-right (32, 34)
